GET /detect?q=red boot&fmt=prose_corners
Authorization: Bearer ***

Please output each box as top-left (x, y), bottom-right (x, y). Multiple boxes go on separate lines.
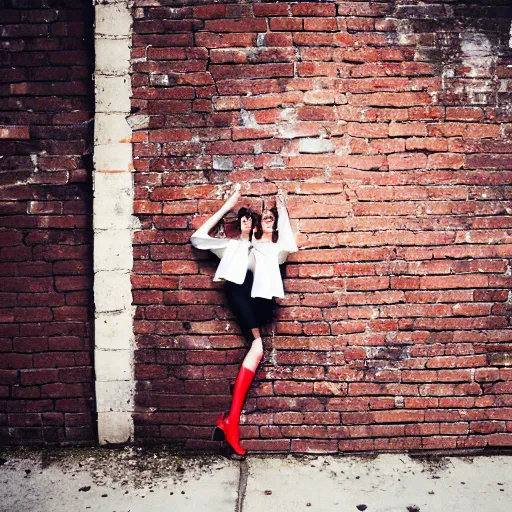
top-left (212, 365), bottom-right (255, 457)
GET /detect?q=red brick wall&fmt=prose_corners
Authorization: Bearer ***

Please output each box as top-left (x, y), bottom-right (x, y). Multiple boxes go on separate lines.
top-left (0, 0), bottom-right (95, 444)
top-left (132, 1), bottom-right (512, 452)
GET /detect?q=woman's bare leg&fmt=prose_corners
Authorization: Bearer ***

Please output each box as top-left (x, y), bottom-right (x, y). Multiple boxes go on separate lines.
top-left (242, 329), bottom-right (263, 371)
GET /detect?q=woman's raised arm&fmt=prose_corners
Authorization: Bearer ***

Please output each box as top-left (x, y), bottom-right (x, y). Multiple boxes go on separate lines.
top-left (276, 191), bottom-right (298, 264)
top-left (190, 184), bottom-right (241, 256)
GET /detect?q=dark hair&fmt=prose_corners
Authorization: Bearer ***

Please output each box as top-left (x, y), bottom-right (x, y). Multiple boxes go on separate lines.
top-left (254, 207), bottom-right (278, 243)
top-left (237, 207), bottom-right (257, 237)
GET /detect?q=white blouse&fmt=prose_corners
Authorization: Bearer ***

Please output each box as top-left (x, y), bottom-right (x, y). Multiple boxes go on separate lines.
top-left (189, 234), bottom-right (251, 285)
top-left (190, 204), bottom-right (298, 299)
top-left (251, 205), bottom-right (298, 299)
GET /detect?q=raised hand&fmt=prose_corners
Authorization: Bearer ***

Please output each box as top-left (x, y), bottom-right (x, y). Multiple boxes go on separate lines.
top-left (276, 188), bottom-right (287, 208)
top-left (225, 183), bottom-right (241, 209)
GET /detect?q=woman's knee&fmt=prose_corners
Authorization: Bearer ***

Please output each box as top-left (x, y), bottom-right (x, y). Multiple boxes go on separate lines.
top-left (250, 337), bottom-right (264, 360)
top-left (242, 337), bottom-right (263, 371)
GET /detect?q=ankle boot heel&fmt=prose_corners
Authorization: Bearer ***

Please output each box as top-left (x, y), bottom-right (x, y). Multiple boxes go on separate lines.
top-left (212, 426), bottom-right (225, 442)
top-left (220, 442), bottom-right (246, 461)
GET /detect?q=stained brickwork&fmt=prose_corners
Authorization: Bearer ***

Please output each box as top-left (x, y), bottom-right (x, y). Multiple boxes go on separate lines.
top-left (5, 0), bottom-right (510, 452)
top-left (130, 0), bottom-right (512, 453)
top-left (0, 0), bottom-right (95, 444)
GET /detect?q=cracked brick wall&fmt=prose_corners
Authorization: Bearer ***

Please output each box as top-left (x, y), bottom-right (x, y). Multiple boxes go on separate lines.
top-left (4, 0), bottom-right (511, 452)
top-left (0, 0), bottom-right (95, 444)
top-left (131, 0), bottom-right (512, 453)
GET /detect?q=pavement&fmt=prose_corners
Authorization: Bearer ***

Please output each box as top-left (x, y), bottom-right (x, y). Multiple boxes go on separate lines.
top-left (0, 446), bottom-right (511, 512)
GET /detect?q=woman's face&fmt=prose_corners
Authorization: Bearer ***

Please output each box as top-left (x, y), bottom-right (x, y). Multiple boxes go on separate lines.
top-left (240, 215), bottom-right (253, 235)
top-left (261, 209), bottom-right (275, 234)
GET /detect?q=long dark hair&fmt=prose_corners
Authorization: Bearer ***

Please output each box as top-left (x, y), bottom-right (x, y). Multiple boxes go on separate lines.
top-left (237, 207), bottom-right (257, 239)
top-left (212, 207), bottom-right (257, 239)
top-left (254, 207), bottom-right (278, 243)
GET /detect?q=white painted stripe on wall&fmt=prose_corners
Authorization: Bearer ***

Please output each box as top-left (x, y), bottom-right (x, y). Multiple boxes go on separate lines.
top-left (93, 0), bottom-right (137, 444)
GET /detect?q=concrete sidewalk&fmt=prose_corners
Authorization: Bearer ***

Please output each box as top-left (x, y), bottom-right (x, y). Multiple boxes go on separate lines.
top-left (0, 447), bottom-right (511, 512)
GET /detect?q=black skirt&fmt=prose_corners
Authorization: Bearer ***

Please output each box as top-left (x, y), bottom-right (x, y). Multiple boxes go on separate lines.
top-left (224, 270), bottom-right (275, 344)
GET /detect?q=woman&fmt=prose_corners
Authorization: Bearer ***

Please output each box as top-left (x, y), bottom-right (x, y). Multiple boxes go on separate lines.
top-left (190, 185), bottom-right (298, 458)
top-left (190, 184), bottom-right (258, 343)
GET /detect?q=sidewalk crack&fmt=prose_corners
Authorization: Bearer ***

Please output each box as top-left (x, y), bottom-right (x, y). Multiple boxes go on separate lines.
top-left (235, 460), bottom-right (249, 512)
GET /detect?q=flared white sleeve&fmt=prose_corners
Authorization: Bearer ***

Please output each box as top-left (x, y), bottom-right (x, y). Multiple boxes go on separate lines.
top-left (190, 230), bottom-right (229, 259)
top-left (191, 231), bottom-right (251, 284)
top-left (276, 204), bottom-right (298, 264)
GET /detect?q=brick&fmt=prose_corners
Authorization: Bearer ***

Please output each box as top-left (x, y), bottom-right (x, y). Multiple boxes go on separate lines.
top-left (192, 5), bottom-right (225, 18)
top-left (389, 123), bottom-right (428, 137)
top-left (53, 307), bottom-right (88, 322)
top-left (368, 139), bottom-right (405, 154)
top-left (147, 100), bottom-right (192, 114)
top-left (347, 155), bottom-right (386, 170)
top-left (204, 19), bottom-right (267, 33)
top-left (351, 92), bottom-right (432, 107)
top-left (231, 127), bottom-right (275, 141)
top-left (54, 398), bottom-right (89, 413)
top-left (0, 126), bottom-right (30, 139)
top-left (347, 18), bottom-right (375, 32)
top-left (303, 90), bottom-right (336, 105)
top-left (134, 201), bottom-right (162, 214)
top-left (9, 413), bottom-right (42, 427)
top-left (0, 370), bottom-right (18, 385)
top-left (33, 352), bottom-right (76, 368)
top-left (348, 123), bottom-right (388, 138)
top-left (466, 154), bottom-right (512, 168)
top-left (264, 33), bottom-right (294, 47)
top-left (242, 91), bottom-right (302, 110)
top-left (387, 153), bottom-right (428, 170)
top-left (420, 274), bottom-right (489, 290)
top-left (446, 107), bottom-right (484, 121)
top-left (426, 355), bottom-right (487, 369)
top-left (0, 354), bottom-right (33, 369)
top-left (136, 365), bottom-right (168, 379)
top-left (210, 64), bottom-right (294, 81)
top-left (373, 410), bottom-right (424, 423)
top-left (338, 439), bottom-right (375, 452)
top-left (428, 153), bottom-right (465, 169)
top-left (253, 4), bottom-right (289, 16)
top-left (292, 3), bottom-right (336, 16)
top-left (149, 129), bottom-right (191, 142)
top-left (58, 367), bottom-right (92, 383)
top-left (13, 337), bottom-right (48, 352)
top-left (303, 18), bottom-right (338, 32)
top-left (195, 33), bottom-right (257, 48)
top-left (270, 18), bottom-right (303, 31)
top-left (162, 261), bottom-right (199, 275)
top-left (405, 137), bottom-right (448, 152)
top-left (55, 276), bottom-right (89, 292)
top-left (291, 439), bottom-right (337, 453)
top-left (297, 62), bottom-right (339, 77)
top-left (41, 383), bottom-right (88, 398)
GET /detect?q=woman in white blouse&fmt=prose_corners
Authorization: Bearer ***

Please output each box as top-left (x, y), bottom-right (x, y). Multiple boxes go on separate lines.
top-left (190, 184), bottom-right (298, 458)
